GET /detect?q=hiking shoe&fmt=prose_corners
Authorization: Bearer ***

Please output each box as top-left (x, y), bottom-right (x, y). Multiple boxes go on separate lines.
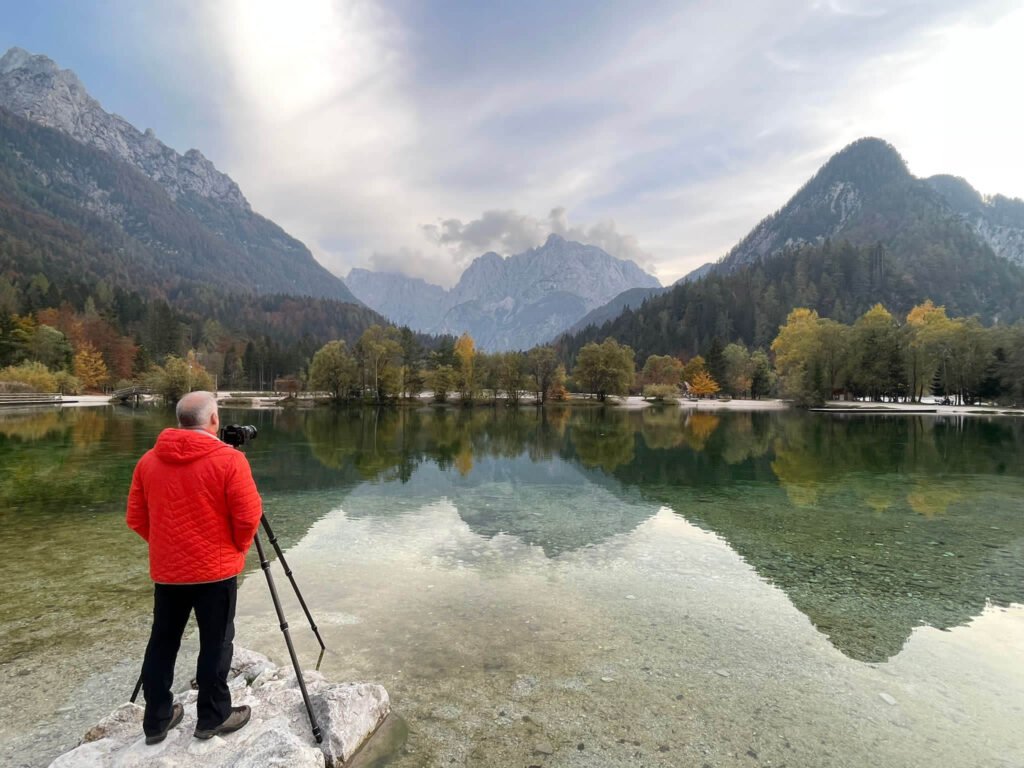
top-left (145, 703), bottom-right (183, 745)
top-left (193, 705), bottom-right (251, 740)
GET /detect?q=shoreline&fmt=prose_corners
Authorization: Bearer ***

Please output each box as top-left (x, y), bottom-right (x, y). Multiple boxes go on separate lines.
top-left (3, 394), bottom-right (1020, 419)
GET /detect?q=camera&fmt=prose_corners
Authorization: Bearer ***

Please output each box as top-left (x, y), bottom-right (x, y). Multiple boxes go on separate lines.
top-left (220, 424), bottom-right (258, 447)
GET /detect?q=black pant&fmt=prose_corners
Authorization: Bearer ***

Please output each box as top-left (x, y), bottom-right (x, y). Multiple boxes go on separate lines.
top-left (141, 577), bottom-right (237, 735)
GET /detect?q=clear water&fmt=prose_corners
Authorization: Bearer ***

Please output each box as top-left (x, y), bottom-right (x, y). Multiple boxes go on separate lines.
top-left (1, 406), bottom-right (1022, 767)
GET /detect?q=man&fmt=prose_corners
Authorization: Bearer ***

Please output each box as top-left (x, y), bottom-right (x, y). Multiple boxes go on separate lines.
top-left (127, 391), bottom-right (263, 744)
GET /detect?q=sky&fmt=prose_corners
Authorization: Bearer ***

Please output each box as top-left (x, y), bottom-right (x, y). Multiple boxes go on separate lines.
top-left (2, 0), bottom-right (1022, 287)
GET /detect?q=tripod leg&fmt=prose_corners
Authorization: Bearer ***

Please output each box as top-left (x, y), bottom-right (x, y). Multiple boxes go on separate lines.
top-left (260, 515), bottom-right (326, 650)
top-left (130, 672), bottom-right (143, 704)
top-left (254, 533), bottom-right (324, 744)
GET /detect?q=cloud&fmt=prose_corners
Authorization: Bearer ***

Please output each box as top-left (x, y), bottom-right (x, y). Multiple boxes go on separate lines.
top-left (422, 208), bottom-right (657, 278)
top-left (79, 0), bottom-right (1024, 288)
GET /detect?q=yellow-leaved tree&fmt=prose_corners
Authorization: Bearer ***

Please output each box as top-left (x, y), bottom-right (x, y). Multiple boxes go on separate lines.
top-left (688, 370), bottom-right (720, 404)
top-left (454, 332), bottom-right (476, 402)
top-left (74, 342), bottom-right (109, 390)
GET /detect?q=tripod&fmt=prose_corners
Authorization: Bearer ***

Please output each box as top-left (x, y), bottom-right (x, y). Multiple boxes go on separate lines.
top-left (131, 514), bottom-right (327, 744)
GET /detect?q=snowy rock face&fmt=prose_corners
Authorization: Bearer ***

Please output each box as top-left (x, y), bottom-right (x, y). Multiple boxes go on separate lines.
top-left (346, 234), bottom-right (660, 350)
top-left (48, 648), bottom-right (390, 768)
top-left (0, 47), bottom-right (249, 210)
top-left (969, 217), bottom-right (1024, 267)
top-left (926, 177), bottom-right (1024, 268)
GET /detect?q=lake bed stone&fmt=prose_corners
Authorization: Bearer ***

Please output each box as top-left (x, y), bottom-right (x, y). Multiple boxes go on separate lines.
top-left (48, 648), bottom-right (389, 768)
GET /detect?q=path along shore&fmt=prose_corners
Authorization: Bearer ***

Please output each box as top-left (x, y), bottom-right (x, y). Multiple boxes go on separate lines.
top-left (26, 393), bottom-right (1024, 418)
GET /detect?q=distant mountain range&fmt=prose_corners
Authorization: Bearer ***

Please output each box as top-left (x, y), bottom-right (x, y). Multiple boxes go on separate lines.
top-left (0, 47), bottom-right (359, 304)
top-left (562, 138), bottom-right (1024, 360)
top-left (5, 45), bottom-right (1023, 363)
top-left (347, 234), bottom-right (660, 351)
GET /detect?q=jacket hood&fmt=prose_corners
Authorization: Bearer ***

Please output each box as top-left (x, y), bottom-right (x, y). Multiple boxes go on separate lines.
top-left (153, 428), bottom-right (233, 464)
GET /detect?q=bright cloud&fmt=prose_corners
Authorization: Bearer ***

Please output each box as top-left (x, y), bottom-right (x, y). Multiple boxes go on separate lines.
top-left (46, 0), bottom-right (1024, 286)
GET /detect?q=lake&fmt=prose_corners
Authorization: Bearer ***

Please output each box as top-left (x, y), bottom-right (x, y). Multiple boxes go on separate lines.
top-left (1, 405), bottom-right (1022, 767)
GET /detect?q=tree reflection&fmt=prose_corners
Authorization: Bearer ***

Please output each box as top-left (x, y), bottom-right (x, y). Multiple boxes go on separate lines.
top-left (5, 406), bottom-right (1023, 666)
top-left (638, 406), bottom-right (685, 450)
top-left (568, 409), bottom-right (636, 472)
top-left (681, 412), bottom-right (720, 452)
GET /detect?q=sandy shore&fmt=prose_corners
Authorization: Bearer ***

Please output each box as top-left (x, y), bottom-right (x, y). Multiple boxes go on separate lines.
top-left (615, 395), bottom-right (789, 411)
top-left (54, 394), bottom-right (114, 408)
top-left (36, 393), bottom-right (1023, 418)
top-left (816, 399), bottom-right (1024, 416)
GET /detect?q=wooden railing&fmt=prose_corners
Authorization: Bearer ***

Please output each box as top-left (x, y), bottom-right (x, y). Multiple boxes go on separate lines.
top-left (0, 392), bottom-right (63, 407)
top-left (111, 386), bottom-right (153, 402)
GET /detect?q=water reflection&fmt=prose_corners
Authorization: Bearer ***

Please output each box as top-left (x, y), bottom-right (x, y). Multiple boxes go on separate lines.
top-left (1, 407), bottom-right (1022, 725)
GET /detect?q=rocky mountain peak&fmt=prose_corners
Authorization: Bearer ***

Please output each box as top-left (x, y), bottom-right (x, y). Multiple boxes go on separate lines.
top-left (347, 238), bottom-right (660, 350)
top-left (0, 47), bottom-right (62, 77)
top-left (926, 174), bottom-right (985, 213)
top-left (810, 137), bottom-right (910, 193)
top-left (0, 46), bottom-right (250, 211)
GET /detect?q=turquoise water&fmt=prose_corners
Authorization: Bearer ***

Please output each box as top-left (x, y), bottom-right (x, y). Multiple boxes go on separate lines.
top-left (1, 406), bottom-right (1022, 766)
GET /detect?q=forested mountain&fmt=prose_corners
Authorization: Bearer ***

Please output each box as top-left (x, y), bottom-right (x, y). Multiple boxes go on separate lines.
top-left (566, 285), bottom-right (670, 335)
top-left (0, 47), bottom-right (358, 303)
top-left (926, 174), bottom-right (1024, 267)
top-left (347, 234), bottom-right (660, 351)
top-left (559, 237), bottom-right (1024, 364)
top-left (561, 138), bottom-right (1024, 363)
top-left (711, 138), bottom-right (1024, 275)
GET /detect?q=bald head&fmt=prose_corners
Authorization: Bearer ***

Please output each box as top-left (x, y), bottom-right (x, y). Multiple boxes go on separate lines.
top-left (176, 391), bottom-right (219, 434)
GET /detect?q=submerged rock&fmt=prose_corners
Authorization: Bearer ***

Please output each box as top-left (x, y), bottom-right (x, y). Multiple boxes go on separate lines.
top-left (49, 649), bottom-right (389, 768)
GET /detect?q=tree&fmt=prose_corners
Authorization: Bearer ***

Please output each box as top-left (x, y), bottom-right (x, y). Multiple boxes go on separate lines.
top-left (905, 300), bottom-right (948, 402)
top-left (572, 338), bottom-right (635, 401)
top-left (721, 344), bottom-right (753, 397)
top-left (689, 370), bottom-right (720, 401)
top-left (641, 354), bottom-right (684, 387)
top-left (527, 346), bottom-right (560, 403)
top-left (749, 349), bottom-right (775, 399)
top-left (454, 332), bottom-right (477, 402)
top-left (74, 342), bottom-right (109, 390)
top-left (496, 351), bottom-right (528, 405)
top-left (848, 304), bottom-right (903, 401)
top-left (703, 338), bottom-right (726, 387)
top-left (771, 308), bottom-right (827, 407)
top-left (309, 340), bottom-right (358, 400)
top-left (145, 353), bottom-right (214, 403)
top-left (357, 325), bottom-right (402, 402)
top-left (0, 360), bottom-right (58, 392)
top-left (817, 319), bottom-right (851, 397)
top-left (399, 327), bottom-right (425, 398)
top-left (28, 324), bottom-right (72, 371)
top-left (640, 354), bottom-right (683, 400)
top-left (680, 355), bottom-right (706, 388)
top-left (429, 365), bottom-right (456, 403)
top-left (994, 323), bottom-right (1024, 404)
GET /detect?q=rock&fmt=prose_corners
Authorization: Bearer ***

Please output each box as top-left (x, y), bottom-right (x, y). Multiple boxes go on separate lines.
top-left (229, 647), bottom-right (275, 681)
top-left (81, 703), bottom-right (143, 744)
top-left (316, 683), bottom-right (392, 766)
top-left (534, 739), bottom-right (555, 755)
top-left (47, 648), bottom-right (389, 768)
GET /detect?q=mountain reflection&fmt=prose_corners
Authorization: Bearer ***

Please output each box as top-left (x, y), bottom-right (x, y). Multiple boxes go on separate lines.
top-left (2, 405), bottom-right (1023, 664)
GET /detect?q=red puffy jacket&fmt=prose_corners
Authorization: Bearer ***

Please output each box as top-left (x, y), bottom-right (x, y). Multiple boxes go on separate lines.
top-left (127, 428), bottom-right (263, 584)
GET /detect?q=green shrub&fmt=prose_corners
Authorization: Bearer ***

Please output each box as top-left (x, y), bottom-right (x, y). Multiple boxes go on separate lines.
top-left (0, 361), bottom-right (58, 392)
